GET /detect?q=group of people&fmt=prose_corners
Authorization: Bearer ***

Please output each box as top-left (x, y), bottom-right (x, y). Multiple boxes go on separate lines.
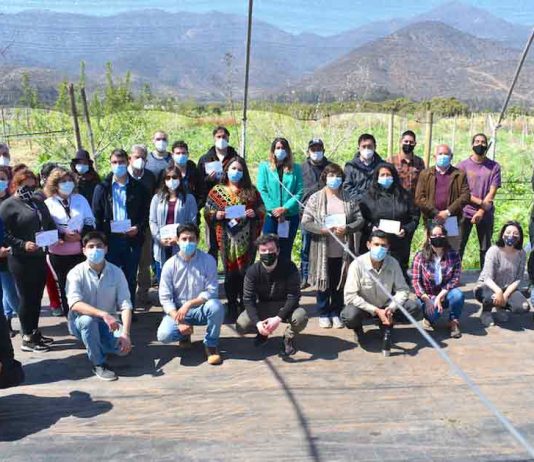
top-left (0, 126), bottom-right (530, 384)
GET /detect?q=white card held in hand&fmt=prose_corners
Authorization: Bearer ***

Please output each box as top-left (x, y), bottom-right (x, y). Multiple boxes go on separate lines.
top-left (35, 230), bottom-right (59, 248)
top-left (379, 219), bottom-right (401, 234)
top-left (444, 216), bottom-right (459, 236)
top-left (324, 213), bottom-right (346, 228)
top-left (110, 219), bottom-right (132, 233)
top-left (225, 205), bottom-right (246, 219)
top-left (67, 216), bottom-right (84, 232)
top-left (160, 224), bottom-right (178, 240)
top-left (205, 161), bottom-right (223, 175)
top-left (277, 220), bottom-right (290, 238)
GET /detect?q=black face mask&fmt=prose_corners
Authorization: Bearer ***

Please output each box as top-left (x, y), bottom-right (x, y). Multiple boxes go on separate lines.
top-left (430, 236), bottom-right (447, 248)
top-left (17, 185), bottom-right (35, 202)
top-left (473, 145), bottom-right (487, 156)
top-left (402, 144), bottom-right (415, 154)
top-left (260, 252), bottom-right (277, 267)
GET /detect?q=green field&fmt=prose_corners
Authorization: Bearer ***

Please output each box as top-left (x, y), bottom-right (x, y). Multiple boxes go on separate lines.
top-left (3, 108), bottom-right (534, 269)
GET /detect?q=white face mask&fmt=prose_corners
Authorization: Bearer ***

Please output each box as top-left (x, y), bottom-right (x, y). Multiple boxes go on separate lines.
top-left (215, 138), bottom-right (228, 150)
top-left (310, 151), bottom-right (324, 162)
top-left (0, 156), bottom-right (10, 167)
top-left (155, 140), bottom-right (168, 153)
top-left (132, 158), bottom-right (145, 170)
top-left (165, 179), bottom-right (180, 191)
top-left (360, 148), bottom-right (374, 161)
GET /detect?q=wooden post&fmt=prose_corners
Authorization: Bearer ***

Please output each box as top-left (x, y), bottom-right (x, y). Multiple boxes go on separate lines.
top-left (0, 108), bottom-right (7, 145)
top-left (424, 110), bottom-right (433, 167)
top-left (68, 83), bottom-right (82, 151)
top-left (387, 111), bottom-right (395, 158)
top-left (451, 115), bottom-right (457, 153)
top-left (25, 108), bottom-right (33, 154)
top-left (80, 87), bottom-right (96, 161)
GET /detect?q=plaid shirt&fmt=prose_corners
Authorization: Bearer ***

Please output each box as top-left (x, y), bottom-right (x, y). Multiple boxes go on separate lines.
top-left (411, 249), bottom-right (461, 298)
top-left (387, 154), bottom-right (425, 196)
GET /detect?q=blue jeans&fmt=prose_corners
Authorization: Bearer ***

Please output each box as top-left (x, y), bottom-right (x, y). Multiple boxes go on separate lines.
top-left (68, 314), bottom-right (120, 366)
top-left (157, 299), bottom-right (225, 347)
top-left (421, 288), bottom-right (464, 322)
top-left (300, 227), bottom-right (311, 282)
top-left (0, 271), bottom-right (19, 319)
top-left (106, 235), bottom-right (142, 306)
top-left (263, 214), bottom-right (300, 261)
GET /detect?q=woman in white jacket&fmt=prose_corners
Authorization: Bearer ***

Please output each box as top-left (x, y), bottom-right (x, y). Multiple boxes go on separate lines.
top-left (149, 165), bottom-right (198, 280)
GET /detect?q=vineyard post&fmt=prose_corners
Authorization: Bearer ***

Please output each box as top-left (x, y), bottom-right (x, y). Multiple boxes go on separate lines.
top-left (424, 110), bottom-right (433, 167)
top-left (25, 108), bottom-right (33, 153)
top-left (240, 0), bottom-right (254, 160)
top-left (451, 114), bottom-right (457, 153)
top-left (68, 83), bottom-right (82, 151)
top-left (387, 111), bottom-right (394, 158)
top-left (80, 87), bottom-right (96, 162)
top-left (0, 107), bottom-right (7, 144)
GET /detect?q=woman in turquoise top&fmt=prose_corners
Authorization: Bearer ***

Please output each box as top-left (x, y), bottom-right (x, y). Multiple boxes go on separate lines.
top-left (257, 137), bottom-right (303, 260)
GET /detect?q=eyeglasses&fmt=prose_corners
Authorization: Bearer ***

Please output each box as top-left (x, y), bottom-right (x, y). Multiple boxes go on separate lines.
top-left (165, 176), bottom-right (179, 180)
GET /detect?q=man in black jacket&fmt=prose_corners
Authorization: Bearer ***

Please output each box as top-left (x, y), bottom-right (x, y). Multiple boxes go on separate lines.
top-left (343, 133), bottom-right (383, 201)
top-left (237, 234), bottom-right (308, 356)
top-left (300, 138), bottom-right (331, 288)
top-left (92, 149), bottom-right (149, 307)
top-left (197, 126), bottom-right (244, 260)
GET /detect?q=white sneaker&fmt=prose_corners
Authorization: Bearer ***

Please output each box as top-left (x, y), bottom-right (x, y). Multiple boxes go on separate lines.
top-left (331, 316), bottom-right (344, 329)
top-left (480, 311), bottom-right (495, 327)
top-left (494, 309), bottom-right (510, 323)
top-left (319, 316), bottom-right (332, 328)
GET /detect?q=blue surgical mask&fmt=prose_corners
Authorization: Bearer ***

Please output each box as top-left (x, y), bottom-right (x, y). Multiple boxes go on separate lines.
top-left (86, 248), bottom-right (105, 265)
top-left (112, 164), bottom-right (127, 177)
top-left (326, 177), bottom-right (342, 190)
top-left (310, 151), bottom-right (324, 162)
top-left (377, 176), bottom-right (394, 189)
top-left (180, 242), bottom-right (197, 257)
top-left (0, 180), bottom-right (8, 192)
top-left (58, 181), bottom-right (75, 196)
top-left (75, 164), bottom-right (89, 175)
top-left (274, 149), bottom-right (287, 161)
top-left (436, 154), bottom-right (451, 169)
top-left (370, 245), bottom-right (388, 262)
top-left (228, 169), bottom-right (243, 183)
top-left (173, 153), bottom-right (188, 166)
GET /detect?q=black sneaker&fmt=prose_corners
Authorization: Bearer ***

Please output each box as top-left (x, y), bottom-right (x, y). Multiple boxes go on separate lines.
top-left (35, 330), bottom-right (54, 345)
top-left (92, 364), bottom-right (118, 381)
top-left (280, 336), bottom-right (297, 357)
top-left (353, 326), bottom-right (364, 344)
top-left (382, 327), bottom-right (392, 357)
top-left (179, 336), bottom-right (192, 349)
top-left (253, 334), bottom-right (268, 347)
top-left (21, 334), bottom-right (50, 353)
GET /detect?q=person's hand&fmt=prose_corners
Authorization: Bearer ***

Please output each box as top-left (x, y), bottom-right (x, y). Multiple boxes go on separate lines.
top-left (24, 241), bottom-right (39, 253)
top-left (492, 290), bottom-right (506, 307)
top-left (384, 307), bottom-right (394, 325)
top-left (216, 211), bottom-right (226, 220)
top-left (435, 295), bottom-right (444, 314)
top-left (265, 316), bottom-right (282, 334)
top-left (178, 323), bottom-right (193, 336)
top-left (424, 298), bottom-right (434, 318)
top-left (103, 313), bottom-right (119, 331)
top-left (471, 209), bottom-right (484, 225)
top-left (272, 207), bottom-right (286, 218)
top-left (175, 302), bottom-right (191, 322)
top-left (397, 228), bottom-right (406, 238)
top-left (118, 334), bottom-right (132, 354)
top-left (334, 226), bottom-right (346, 237)
top-left (320, 228), bottom-right (331, 235)
top-left (376, 308), bottom-right (393, 327)
top-left (208, 171), bottom-right (218, 180)
top-left (64, 231), bottom-right (81, 242)
top-left (245, 209), bottom-right (256, 219)
top-left (160, 237), bottom-right (172, 247)
top-left (481, 200), bottom-right (493, 212)
top-left (256, 321), bottom-right (270, 336)
top-left (125, 226), bottom-right (138, 237)
top-left (0, 247), bottom-right (10, 258)
top-left (372, 226), bottom-right (379, 232)
top-left (435, 210), bottom-right (449, 224)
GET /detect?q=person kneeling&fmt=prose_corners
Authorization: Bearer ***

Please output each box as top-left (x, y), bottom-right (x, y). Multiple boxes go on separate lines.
top-left (156, 223), bottom-right (224, 365)
top-left (66, 231), bottom-right (133, 381)
top-left (237, 234), bottom-right (308, 357)
top-left (341, 230), bottom-right (421, 356)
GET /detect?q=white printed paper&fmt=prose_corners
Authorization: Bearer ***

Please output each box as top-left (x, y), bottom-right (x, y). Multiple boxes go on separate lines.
top-left (67, 216), bottom-right (84, 232)
top-left (205, 161), bottom-right (223, 175)
top-left (379, 219), bottom-right (401, 234)
top-left (225, 205), bottom-right (246, 219)
top-left (160, 224), bottom-right (178, 240)
top-left (110, 219), bottom-right (132, 234)
top-left (35, 230), bottom-right (59, 248)
top-left (324, 213), bottom-right (346, 228)
top-left (277, 220), bottom-right (290, 238)
top-left (444, 216), bottom-right (459, 237)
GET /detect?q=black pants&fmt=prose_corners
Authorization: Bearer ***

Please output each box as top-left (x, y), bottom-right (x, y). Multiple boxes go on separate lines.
top-left (0, 309), bottom-right (24, 389)
top-left (459, 216), bottom-right (493, 269)
top-left (340, 299), bottom-right (422, 329)
top-left (8, 254), bottom-right (47, 336)
top-left (49, 253), bottom-right (85, 315)
top-left (317, 257), bottom-right (344, 317)
top-left (225, 270), bottom-right (244, 307)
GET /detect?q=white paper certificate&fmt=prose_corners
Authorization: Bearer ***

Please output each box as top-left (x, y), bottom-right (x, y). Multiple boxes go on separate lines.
top-left (35, 230), bottom-right (59, 248)
top-left (160, 224), bottom-right (178, 240)
top-left (324, 214), bottom-right (346, 228)
top-left (277, 220), bottom-right (290, 238)
top-left (379, 219), bottom-right (401, 234)
top-left (205, 161), bottom-right (223, 175)
top-left (225, 205), bottom-right (246, 219)
top-left (110, 219), bottom-right (132, 233)
top-left (444, 216), bottom-right (459, 237)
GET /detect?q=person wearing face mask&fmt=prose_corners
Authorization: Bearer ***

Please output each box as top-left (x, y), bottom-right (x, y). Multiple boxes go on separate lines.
top-left (205, 158), bottom-right (265, 321)
top-left (257, 137), bottom-right (303, 261)
top-left (149, 165), bottom-right (198, 281)
top-left (66, 231), bottom-right (133, 381)
top-left (387, 130), bottom-right (425, 197)
top-left (415, 144), bottom-right (470, 251)
top-left (343, 133), bottom-right (383, 201)
top-left (302, 163), bottom-right (364, 329)
top-left (145, 130), bottom-right (172, 180)
top-left (92, 149), bottom-right (150, 308)
top-left (238, 234), bottom-right (308, 356)
top-left (70, 149), bottom-right (101, 205)
top-left (0, 168), bottom-right (57, 352)
top-left (170, 140), bottom-right (202, 208)
top-left (300, 138), bottom-right (331, 289)
top-left (359, 163), bottom-right (420, 276)
top-left (412, 224), bottom-right (463, 338)
top-left (128, 145), bottom-right (157, 307)
top-left (157, 224), bottom-right (224, 366)
top-left (457, 133), bottom-right (501, 268)
top-left (197, 126), bottom-right (243, 261)
top-left (44, 168), bottom-right (95, 316)
top-left (475, 221), bottom-right (529, 328)
top-left (342, 230), bottom-right (421, 357)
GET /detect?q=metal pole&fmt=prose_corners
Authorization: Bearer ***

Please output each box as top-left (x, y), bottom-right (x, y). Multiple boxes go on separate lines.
top-left (387, 111), bottom-right (394, 158)
top-left (241, 0), bottom-right (253, 160)
top-left (424, 110), bottom-right (433, 167)
top-left (0, 108), bottom-right (7, 145)
top-left (80, 87), bottom-right (96, 162)
top-left (68, 83), bottom-right (82, 151)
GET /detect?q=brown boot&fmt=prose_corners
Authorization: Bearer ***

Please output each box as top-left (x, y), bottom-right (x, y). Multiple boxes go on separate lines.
top-left (205, 345), bottom-right (223, 365)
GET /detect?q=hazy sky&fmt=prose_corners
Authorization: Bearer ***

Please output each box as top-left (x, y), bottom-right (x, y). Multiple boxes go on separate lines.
top-left (1, 0), bottom-right (532, 35)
